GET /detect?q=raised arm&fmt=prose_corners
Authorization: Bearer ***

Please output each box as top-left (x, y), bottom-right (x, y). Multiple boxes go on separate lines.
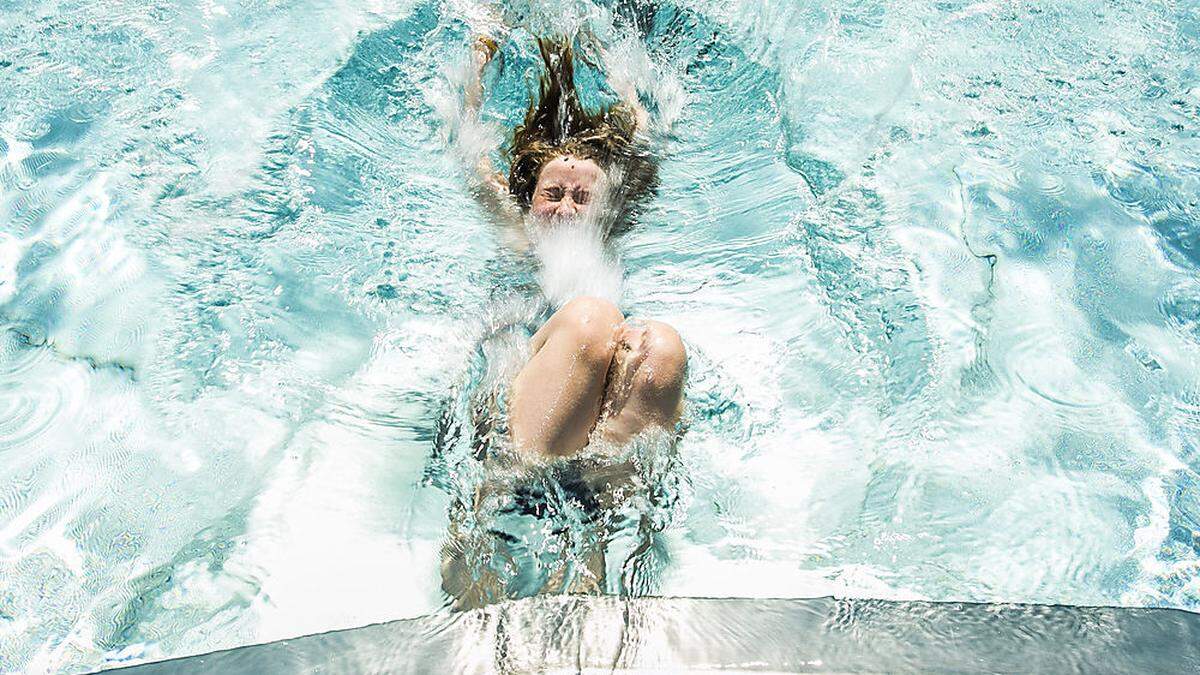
top-left (463, 36), bottom-right (524, 236)
top-left (610, 75), bottom-right (650, 134)
top-left (464, 36), bottom-right (496, 113)
top-left (579, 31), bottom-right (652, 135)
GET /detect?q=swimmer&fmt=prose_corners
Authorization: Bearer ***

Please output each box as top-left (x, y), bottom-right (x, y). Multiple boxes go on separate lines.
top-left (466, 34), bottom-right (686, 458)
top-left (439, 33), bottom-right (686, 609)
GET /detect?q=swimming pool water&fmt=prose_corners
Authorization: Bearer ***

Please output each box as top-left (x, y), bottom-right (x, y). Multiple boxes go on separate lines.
top-left (2, 0), bottom-right (1199, 670)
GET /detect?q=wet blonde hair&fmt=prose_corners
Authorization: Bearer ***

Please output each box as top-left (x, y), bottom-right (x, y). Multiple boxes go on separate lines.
top-left (507, 37), bottom-right (657, 227)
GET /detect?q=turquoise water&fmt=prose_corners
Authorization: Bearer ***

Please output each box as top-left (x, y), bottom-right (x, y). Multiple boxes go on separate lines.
top-left (2, 0), bottom-right (1199, 670)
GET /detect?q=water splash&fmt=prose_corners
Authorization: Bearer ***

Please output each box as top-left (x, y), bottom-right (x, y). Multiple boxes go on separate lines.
top-left (3, 0), bottom-right (1200, 671)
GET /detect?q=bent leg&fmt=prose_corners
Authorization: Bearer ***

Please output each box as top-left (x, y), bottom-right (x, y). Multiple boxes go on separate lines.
top-left (509, 296), bottom-right (624, 457)
top-left (595, 319), bottom-right (687, 445)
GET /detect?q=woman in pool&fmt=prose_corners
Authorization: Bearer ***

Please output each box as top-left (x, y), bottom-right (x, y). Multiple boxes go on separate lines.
top-left (466, 34), bottom-right (687, 465)
top-left (438, 34), bottom-right (687, 608)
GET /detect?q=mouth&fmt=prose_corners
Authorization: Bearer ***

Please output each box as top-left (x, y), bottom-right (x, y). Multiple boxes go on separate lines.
top-left (532, 212), bottom-right (583, 227)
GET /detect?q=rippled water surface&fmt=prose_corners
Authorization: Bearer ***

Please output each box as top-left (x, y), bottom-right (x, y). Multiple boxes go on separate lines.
top-left (2, 0), bottom-right (1199, 671)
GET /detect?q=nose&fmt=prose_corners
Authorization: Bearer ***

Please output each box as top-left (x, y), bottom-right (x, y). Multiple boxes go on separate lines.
top-left (554, 197), bottom-right (579, 217)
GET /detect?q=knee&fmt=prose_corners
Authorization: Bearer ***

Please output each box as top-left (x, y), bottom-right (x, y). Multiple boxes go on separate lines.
top-left (635, 320), bottom-right (688, 394)
top-left (555, 296), bottom-right (623, 366)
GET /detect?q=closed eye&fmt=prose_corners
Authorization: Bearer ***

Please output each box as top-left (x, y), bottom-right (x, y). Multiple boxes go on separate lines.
top-left (573, 189), bottom-right (590, 205)
top-left (544, 187), bottom-right (565, 201)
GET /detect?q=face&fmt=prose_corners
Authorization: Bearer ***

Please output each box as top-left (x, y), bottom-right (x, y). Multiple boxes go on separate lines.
top-left (529, 155), bottom-right (608, 222)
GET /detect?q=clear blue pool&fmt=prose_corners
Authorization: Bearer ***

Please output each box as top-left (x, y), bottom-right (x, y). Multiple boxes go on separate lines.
top-left (2, 0), bottom-right (1199, 670)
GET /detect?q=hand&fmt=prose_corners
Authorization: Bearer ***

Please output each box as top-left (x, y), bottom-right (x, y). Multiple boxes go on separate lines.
top-left (472, 35), bottom-right (499, 69)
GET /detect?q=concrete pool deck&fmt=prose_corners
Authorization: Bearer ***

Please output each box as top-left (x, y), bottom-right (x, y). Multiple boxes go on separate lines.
top-left (105, 595), bottom-right (1200, 673)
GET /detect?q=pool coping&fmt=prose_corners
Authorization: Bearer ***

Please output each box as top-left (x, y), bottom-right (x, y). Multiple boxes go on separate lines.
top-left (101, 595), bottom-right (1200, 673)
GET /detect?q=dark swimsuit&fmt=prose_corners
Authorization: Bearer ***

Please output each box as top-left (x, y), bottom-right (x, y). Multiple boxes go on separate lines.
top-left (509, 460), bottom-right (604, 522)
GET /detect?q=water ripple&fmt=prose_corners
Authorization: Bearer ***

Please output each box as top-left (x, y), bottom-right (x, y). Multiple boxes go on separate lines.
top-left (3, 0), bottom-right (1200, 670)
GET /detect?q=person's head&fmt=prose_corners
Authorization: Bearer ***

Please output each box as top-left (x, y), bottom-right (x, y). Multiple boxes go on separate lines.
top-left (507, 37), bottom-right (656, 231)
top-left (528, 154), bottom-right (608, 222)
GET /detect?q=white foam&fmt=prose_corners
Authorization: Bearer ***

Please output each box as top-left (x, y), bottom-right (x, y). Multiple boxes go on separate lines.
top-left (528, 215), bottom-right (624, 307)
